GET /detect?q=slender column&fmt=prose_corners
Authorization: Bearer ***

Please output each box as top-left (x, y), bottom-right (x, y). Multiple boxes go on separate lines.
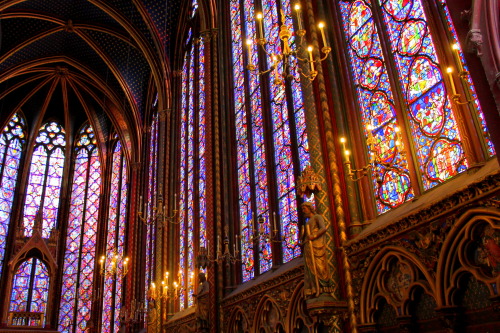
top-left (124, 161), bottom-right (141, 332)
top-left (303, 0), bottom-right (356, 331)
top-left (152, 108), bottom-right (167, 333)
top-left (209, 28), bottom-right (223, 333)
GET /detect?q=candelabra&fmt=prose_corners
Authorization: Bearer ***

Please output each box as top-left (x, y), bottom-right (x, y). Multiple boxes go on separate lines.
top-left (250, 214), bottom-right (280, 244)
top-left (246, 4), bottom-right (331, 85)
top-left (99, 252), bottom-right (129, 278)
top-left (340, 125), bottom-right (405, 182)
top-left (119, 299), bottom-right (147, 326)
top-left (445, 43), bottom-right (475, 106)
top-left (138, 191), bottom-right (179, 227)
top-left (197, 228), bottom-right (240, 267)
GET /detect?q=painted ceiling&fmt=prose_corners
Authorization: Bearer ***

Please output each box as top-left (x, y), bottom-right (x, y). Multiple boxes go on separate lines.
top-left (0, 0), bottom-right (184, 144)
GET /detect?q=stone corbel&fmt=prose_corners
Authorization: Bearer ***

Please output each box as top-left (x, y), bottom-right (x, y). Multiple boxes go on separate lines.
top-left (466, 29), bottom-right (483, 56)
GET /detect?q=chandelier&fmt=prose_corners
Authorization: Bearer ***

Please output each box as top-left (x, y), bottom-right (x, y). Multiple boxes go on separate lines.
top-left (246, 4), bottom-right (331, 84)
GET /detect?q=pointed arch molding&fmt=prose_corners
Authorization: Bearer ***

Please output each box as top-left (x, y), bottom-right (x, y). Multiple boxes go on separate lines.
top-left (252, 295), bottom-right (284, 333)
top-left (348, 169), bottom-right (500, 326)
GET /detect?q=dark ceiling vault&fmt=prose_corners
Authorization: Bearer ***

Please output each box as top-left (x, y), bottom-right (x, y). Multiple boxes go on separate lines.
top-left (0, 0), bottom-right (182, 148)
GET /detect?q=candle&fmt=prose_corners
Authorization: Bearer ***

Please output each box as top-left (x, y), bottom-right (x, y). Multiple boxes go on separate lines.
top-left (340, 137), bottom-right (350, 163)
top-left (217, 235), bottom-right (220, 253)
top-left (273, 212), bottom-right (277, 231)
top-left (394, 126), bottom-right (402, 148)
top-left (234, 235), bottom-right (238, 253)
top-left (139, 195), bottom-right (143, 213)
top-left (344, 150), bottom-right (351, 163)
top-left (452, 43), bottom-right (464, 73)
top-left (318, 22), bottom-right (328, 47)
top-left (308, 46), bottom-right (314, 72)
top-left (446, 67), bottom-right (457, 95)
top-left (246, 39), bottom-right (253, 65)
top-left (174, 193), bottom-right (177, 210)
top-left (294, 4), bottom-right (303, 31)
top-left (256, 12), bottom-right (264, 40)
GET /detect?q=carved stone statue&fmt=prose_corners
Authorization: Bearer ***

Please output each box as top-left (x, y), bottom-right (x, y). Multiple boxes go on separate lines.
top-left (300, 202), bottom-right (331, 298)
top-left (194, 272), bottom-right (209, 331)
top-left (146, 299), bottom-right (157, 331)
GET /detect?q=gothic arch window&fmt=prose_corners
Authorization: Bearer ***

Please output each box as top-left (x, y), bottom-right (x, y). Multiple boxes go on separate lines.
top-left (177, 3), bottom-right (207, 308)
top-left (338, 0), bottom-right (494, 214)
top-left (0, 113), bottom-right (26, 280)
top-left (101, 139), bottom-right (128, 333)
top-left (9, 257), bottom-right (50, 326)
top-left (230, 0), bottom-right (310, 281)
top-left (58, 124), bottom-right (101, 332)
top-left (145, 111), bottom-right (159, 305)
top-left (23, 121), bottom-right (66, 237)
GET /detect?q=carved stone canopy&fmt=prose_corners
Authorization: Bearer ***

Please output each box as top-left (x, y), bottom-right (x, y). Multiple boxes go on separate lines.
top-left (297, 165), bottom-right (322, 198)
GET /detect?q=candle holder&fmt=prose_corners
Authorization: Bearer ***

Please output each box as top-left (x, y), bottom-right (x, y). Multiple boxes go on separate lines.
top-left (446, 43), bottom-right (475, 106)
top-left (149, 278), bottom-right (179, 303)
top-left (199, 228), bottom-right (240, 267)
top-left (340, 125), bottom-right (405, 182)
top-left (246, 5), bottom-right (331, 84)
top-left (250, 214), bottom-right (281, 244)
top-left (99, 251), bottom-right (130, 279)
top-left (138, 191), bottom-right (179, 227)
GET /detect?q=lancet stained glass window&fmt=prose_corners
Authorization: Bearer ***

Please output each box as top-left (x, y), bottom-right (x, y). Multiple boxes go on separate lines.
top-left (230, 0), bottom-right (310, 282)
top-left (338, 0), bottom-right (493, 214)
top-left (178, 34), bottom-right (207, 309)
top-left (9, 258), bottom-right (50, 326)
top-left (23, 122), bottom-right (66, 237)
top-left (0, 113), bottom-right (26, 281)
top-left (59, 124), bottom-right (101, 333)
top-left (101, 140), bottom-right (128, 333)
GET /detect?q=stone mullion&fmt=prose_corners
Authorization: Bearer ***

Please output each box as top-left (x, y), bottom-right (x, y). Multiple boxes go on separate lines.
top-left (303, 0), bottom-right (354, 332)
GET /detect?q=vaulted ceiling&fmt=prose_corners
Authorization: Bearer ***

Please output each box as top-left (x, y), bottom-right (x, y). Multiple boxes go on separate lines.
top-left (0, 0), bottom-right (184, 154)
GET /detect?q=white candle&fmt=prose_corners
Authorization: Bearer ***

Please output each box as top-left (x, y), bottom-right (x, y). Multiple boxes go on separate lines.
top-left (273, 212), bottom-right (277, 231)
top-left (340, 137), bottom-right (350, 163)
top-left (308, 46), bottom-right (314, 72)
top-left (256, 12), bottom-right (264, 40)
top-left (318, 22), bottom-right (328, 47)
top-left (452, 43), bottom-right (464, 73)
top-left (446, 67), bottom-right (457, 95)
top-left (246, 39), bottom-right (253, 65)
top-left (294, 4), bottom-right (303, 31)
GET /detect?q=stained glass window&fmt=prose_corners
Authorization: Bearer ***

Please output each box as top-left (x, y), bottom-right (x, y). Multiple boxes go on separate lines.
top-left (145, 113), bottom-right (159, 307)
top-left (23, 122), bottom-right (66, 237)
top-left (59, 124), bottom-right (101, 333)
top-left (338, 0), bottom-right (493, 214)
top-left (0, 113), bottom-right (26, 281)
top-left (230, 0), bottom-right (310, 281)
top-left (178, 35), bottom-right (207, 309)
top-left (191, 0), bottom-right (198, 17)
top-left (102, 140), bottom-right (128, 333)
top-left (9, 258), bottom-right (50, 326)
